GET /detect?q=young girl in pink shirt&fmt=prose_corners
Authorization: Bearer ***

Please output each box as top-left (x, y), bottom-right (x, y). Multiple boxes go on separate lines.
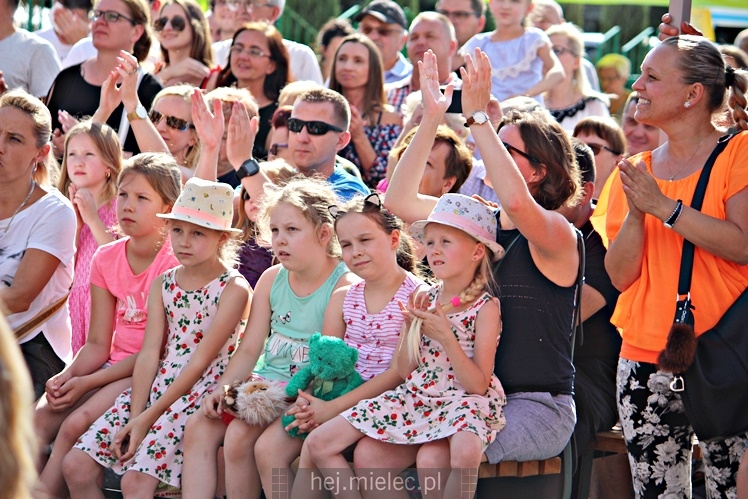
top-left (58, 120), bottom-right (121, 354)
top-left (34, 153), bottom-right (182, 499)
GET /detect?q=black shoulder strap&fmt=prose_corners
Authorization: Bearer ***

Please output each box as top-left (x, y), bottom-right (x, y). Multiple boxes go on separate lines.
top-left (677, 133), bottom-right (736, 295)
top-left (570, 227), bottom-right (585, 362)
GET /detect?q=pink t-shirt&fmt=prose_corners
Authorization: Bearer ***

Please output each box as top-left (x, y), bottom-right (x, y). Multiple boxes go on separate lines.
top-left (90, 237), bottom-right (179, 364)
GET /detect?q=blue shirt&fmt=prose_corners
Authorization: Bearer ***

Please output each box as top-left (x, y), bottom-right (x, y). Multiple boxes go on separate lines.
top-left (384, 52), bottom-right (413, 85)
top-left (328, 165), bottom-right (370, 201)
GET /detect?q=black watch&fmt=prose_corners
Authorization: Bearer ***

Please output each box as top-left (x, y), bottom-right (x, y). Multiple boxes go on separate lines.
top-left (235, 158), bottom-right (260, 180)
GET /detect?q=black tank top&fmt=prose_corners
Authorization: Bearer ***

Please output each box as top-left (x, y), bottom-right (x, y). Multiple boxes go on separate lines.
top-left (493, 226), bottom-right (576, 395)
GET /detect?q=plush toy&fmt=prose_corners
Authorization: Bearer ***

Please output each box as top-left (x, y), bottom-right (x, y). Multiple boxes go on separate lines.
top-left (281, 333), bottom-right (363, 439)
top-left (221, 378), bottom-right (291, 426)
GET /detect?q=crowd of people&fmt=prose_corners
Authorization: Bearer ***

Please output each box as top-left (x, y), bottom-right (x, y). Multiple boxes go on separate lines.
top-left (1, 0), bottom-right (748, 498)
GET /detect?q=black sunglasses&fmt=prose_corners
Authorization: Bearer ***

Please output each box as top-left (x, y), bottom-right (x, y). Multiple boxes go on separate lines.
top-left (88, 9), bottom-right (136, 24)
top-left (269, 143), bottom-right (288, 156)
top-left (502, 142), bottom-right (541, 164)
top-left (154, 15), bottom-right (187, 32)
top-left (149, 110), bottom-right (194, 131)
top-left (287, 118), bottom-right (343, 136)
top-left (241, 189), bottom-right (250, 201)
top-left (584, 142), bottom-right (622, 156)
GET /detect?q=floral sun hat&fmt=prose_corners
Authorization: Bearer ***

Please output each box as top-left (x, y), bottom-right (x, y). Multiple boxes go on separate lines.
top-left (409, 194), bottom-right (505, 260)
top-left (158, 177), bottom-right (241, 233)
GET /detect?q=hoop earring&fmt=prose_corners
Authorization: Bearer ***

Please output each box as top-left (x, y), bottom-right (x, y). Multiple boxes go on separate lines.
top-left (106, 171), bottom-right (111, 179)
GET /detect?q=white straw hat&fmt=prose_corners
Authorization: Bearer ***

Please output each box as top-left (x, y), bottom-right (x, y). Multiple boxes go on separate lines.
top-left (158, 177), bottom-right (241, 233)
top-left (409, 194), bottom-right (504, 260)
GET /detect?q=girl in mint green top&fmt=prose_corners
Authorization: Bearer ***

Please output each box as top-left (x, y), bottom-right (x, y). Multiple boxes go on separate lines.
top-left (181, 178), bottom-right (356, 498)
top-left (254, 262), bottom-right (349, 381)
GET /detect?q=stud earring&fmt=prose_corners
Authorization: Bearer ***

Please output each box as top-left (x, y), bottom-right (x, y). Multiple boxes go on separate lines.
top-left (684, 101), bottom-right (691, 108)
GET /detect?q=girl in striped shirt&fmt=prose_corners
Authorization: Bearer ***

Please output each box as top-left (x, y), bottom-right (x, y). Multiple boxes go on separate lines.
top-left (254, 192), bottom-right (425, 496)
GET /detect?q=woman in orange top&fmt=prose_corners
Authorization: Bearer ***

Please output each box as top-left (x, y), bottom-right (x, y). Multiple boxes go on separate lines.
top-left (605, 36), bottom-right (748, 497)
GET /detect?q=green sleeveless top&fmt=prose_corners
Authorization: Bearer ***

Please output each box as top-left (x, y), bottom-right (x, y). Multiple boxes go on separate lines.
top-left (254, 261), bottom-right (348, 382)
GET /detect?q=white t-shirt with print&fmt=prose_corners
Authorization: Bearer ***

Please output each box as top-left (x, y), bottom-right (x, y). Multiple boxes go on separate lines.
top-left (0, 189), bottom-right (76, 363)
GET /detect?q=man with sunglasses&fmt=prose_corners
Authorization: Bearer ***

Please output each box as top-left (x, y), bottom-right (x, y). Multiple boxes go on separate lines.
top-left (0, 0), bottom-right (61, 98)
top-left (285, 88), bottom-right (369, 201)
top-left (211, 0), bottom-right (322, 84)
top-left (355, 0), bottom-right (411, 85)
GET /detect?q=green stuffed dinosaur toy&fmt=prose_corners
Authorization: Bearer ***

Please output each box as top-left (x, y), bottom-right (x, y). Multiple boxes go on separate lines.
top-left (282, 333), bottom-right (363, 439)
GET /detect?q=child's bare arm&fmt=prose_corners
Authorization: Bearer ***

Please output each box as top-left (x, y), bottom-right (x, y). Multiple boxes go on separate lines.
top-left (451, 298), bottom-right (501, 394)
top-left (523, 43), bottom-right (565, 97)
top-left (127, 276), bottom-right (168, 420)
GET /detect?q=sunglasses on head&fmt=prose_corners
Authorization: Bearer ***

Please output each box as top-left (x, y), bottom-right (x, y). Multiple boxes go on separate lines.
top-left (502, 142), bottom-right (541, 164)
top-left (584, 142), bottom-right (622, 156)
top-left (153, 15), bottom-right (187, 32)
top-left (149, 110), bottom-right (194, 131)
top-left (287, 118), bottom-right (343, 136)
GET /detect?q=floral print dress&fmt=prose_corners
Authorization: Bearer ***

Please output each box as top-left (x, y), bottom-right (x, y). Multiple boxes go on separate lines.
top-left (342, 287), bottom-right (506, 448)
top-left (74, 268), bottom-right (246, 487)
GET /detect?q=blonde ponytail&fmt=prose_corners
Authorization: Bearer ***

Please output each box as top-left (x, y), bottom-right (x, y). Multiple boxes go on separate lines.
top-left (407, 274), bottom-right (488, 365)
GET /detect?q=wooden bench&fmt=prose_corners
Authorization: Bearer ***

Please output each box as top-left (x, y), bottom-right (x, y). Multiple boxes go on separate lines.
top-left (479, 456), bottom-right (563, 478)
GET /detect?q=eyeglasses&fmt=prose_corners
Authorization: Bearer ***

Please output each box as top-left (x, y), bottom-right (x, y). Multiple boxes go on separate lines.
top-left (584, 142), bottom-right (621, 156)
top-left (436, 9), bottom-right (477, 20)
top-left (88, 9), bottom-right (136, 24)
top-left (503, 142), bottom-right (541, 164)
top-left (359, 25), bottom-right (403, 37)
top-left (287, 118), bottom-right (343, 135)
top-left (149, 110), bottom-right (194, 131)
top-left (225, 0), bottom-right (272, 10)
top-left (241, 189), bottom-right (251, 201)
top-left (269, 143), bottom-right (288, 156)
top-left (230, 45), bottom-right (270, 58)
top-left (552, 46), bottom-right (577, 57)
top-left (153, 16), bottom-right (187, 32)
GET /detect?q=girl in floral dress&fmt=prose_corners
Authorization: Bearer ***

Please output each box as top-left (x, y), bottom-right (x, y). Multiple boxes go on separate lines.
top-left (305, 194), bottom-right (507, 499)
top-left (36, 153), bottom-right (181, 499)
top-left (57, 120), bottom-right (122, 354)
top-left (62, 178), bottom-right (252, 498)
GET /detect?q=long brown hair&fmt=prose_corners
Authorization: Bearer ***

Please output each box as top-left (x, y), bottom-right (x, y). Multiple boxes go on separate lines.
top-left (216, 22), bottom-right (291, 101)
top-left (158, 0), bottom-right (213, 68)
top-left (0, 312), bottom-right (36, 499)
top-left (328, 34), bottom-right (386, 123)
top-left (118, 0), bottom-right (152, 62)
top-left (498, 110), bottom-right (581, 210)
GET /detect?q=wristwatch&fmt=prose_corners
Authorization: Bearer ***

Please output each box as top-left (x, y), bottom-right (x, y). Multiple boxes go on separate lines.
top-left (464, 111), bottom-right (489, 128)
top-left (235, 158), bottom-right (261, 180)
top-left (126, 105), bottom-right (147, 122)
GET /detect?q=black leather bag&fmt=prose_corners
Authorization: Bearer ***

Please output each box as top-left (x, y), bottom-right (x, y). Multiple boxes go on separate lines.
top-left (657, 133), bottom-right (748, 441)
top-left (677, 288), bottom-right (748, 441)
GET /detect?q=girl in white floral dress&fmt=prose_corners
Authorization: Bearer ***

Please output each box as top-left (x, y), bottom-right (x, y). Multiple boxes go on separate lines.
top-left (305, 194), bottom-right (507, 499)
top-left (63, 178), bottom-right (252, 498)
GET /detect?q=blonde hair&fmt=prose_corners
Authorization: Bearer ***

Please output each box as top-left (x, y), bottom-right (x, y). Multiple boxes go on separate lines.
top-left (406, 246), bottom-right (494, 365)
top-left (0, 89), bottom-right (57, 186)
top-left (205, 86), bottom-right (259, 119)
top-left (152, 85), bottom-right (200, 170)
top-left (256, 176), bottom-right (341, 259)
top-left (0, 312), bottom-right (37, 499)
top-left (58, 120), bottom-right (122, 205)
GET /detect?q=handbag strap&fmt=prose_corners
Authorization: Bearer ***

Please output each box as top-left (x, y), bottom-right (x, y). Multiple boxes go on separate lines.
top-left (676, 133), bottom-right (736, 295)
top-left (570, 227), bottom-right (585, 362)
top-left (14, 290), bottom-right (71, 341)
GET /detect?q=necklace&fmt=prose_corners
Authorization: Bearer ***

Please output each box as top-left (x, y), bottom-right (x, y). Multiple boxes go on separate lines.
top-left (1, 180), bottom-right (36, 238)
top-left (667, 133), bottom-right (711, 181)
